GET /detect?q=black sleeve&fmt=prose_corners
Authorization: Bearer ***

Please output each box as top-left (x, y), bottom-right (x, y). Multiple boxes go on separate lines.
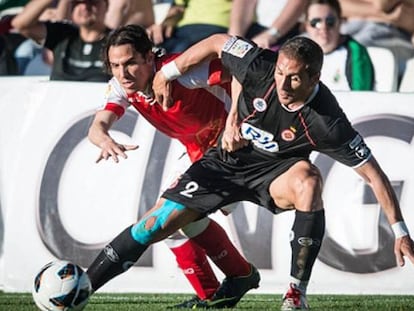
top-left (221, 36), bottom-right (276, 85)
top-left (319, 124), bottom-right (372, 168)
top-left (44, 21), bottom-right (78, 50)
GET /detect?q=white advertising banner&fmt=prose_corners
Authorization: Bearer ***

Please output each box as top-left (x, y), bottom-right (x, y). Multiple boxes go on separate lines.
top-left (0, 77), bottom-right (413, 295)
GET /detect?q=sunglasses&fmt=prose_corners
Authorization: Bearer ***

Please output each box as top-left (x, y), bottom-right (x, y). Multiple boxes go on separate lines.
top-left (308, 16), bottom-right (337, 29)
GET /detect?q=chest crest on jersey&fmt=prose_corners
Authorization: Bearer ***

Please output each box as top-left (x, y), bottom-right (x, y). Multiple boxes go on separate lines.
top-left (281, 127), bottom-right (297, 142)
top-left (253, 98), bottom-right (267, 112)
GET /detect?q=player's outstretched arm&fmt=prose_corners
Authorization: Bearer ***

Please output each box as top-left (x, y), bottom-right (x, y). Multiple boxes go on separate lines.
top-left (221, 78), bottom-right (248, 152)
top-left (153, 33), bottom-right (232, 110)
top-left (88, 110), bottom-right (138, 163)
top-left (354, 156), bottom-right (414, 266)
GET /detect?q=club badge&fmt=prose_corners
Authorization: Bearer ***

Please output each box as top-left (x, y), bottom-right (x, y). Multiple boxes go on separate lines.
top-left (253, 98), bottom-right (267, 112)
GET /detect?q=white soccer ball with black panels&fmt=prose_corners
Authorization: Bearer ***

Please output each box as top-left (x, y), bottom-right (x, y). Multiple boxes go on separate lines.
top-left (32, 260), bottom-right (92, 311)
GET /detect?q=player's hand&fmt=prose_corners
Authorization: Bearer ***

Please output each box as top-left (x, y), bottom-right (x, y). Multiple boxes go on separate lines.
top-left (152, 70), bottom-right (174, 111)
top-left (221, 125), bottom-right (248, 152)
top-left (96, 140), bottom-right (139, 163)
top-left (394, 235), bottom-right (414, 266)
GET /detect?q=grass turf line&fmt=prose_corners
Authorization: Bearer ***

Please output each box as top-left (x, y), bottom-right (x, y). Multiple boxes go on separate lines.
top-left (1, 292), bottom-right (414, 310)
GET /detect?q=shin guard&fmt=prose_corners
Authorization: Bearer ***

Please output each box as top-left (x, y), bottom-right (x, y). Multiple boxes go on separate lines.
top-left (290, 209), bottom-right (325, 281)
top-left (87, 225), bottom-right (149, 291)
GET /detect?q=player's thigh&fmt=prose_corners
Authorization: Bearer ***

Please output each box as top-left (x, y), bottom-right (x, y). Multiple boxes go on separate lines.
top-left (269, 160), bottom-right (323, 211)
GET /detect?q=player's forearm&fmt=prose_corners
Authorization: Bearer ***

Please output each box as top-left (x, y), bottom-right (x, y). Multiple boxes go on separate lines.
top-left (173, 33), bottom-right (230, 75)
top-left (355, 157), bottom-right (403, 225)
top-left (88, 123), bottom-right (113, 149)
top-left (88, 112), bottom-right (117, 148)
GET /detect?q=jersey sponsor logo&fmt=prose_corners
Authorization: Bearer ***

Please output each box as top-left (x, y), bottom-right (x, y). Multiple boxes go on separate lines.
top-left (240, 123), bottom-right (279, 152)
top-left (253, 98), bottom-right (267, 112)
top-left (281, 127), bottom-right (296, 141)
top-left (349, 134), bottom-right (370, 160)
top-left (223, 38), bottom-right (253, 58)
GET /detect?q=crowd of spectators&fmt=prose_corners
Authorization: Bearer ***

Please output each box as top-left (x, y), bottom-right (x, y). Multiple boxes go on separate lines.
top-left (0, 0), bottom-right (413, 90)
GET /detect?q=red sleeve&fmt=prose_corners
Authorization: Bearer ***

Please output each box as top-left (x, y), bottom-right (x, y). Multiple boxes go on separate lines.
top-left (104, 103), bottom-right (125, 118)
top-left (207, 58), bottom-right (226, 85)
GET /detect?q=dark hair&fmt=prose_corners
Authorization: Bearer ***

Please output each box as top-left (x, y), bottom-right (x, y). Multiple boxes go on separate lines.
top-left (101, 24), bottom-right (153, 73)
top-left (305, 0), bottom-right (342, 19)
top-left (279, 36), bottom-right (323, 77)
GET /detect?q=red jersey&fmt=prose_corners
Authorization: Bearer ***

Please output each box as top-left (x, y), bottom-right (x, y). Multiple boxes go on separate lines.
top-left (102, 55), bottom-right (231, 162)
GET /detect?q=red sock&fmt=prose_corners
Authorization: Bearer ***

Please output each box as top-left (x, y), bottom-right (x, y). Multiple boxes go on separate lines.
top-left (191, 219), bottom-right (251, 277)
top-left (170, 239), bottom-right (219, 300)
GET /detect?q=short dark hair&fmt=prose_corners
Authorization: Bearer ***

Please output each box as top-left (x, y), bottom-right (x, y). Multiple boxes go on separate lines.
top-left (101, 24), bottom-right (153, 73)
top-left (279, 36), bottom-right (323, 77)
top-left (305, 0), bottom-right (342, 19)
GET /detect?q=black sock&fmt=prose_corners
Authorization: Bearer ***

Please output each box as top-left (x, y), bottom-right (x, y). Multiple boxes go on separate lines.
top-left (87, 225), bottom-right (149, 291)
top-left (290, 209), bottom-right (325, 281)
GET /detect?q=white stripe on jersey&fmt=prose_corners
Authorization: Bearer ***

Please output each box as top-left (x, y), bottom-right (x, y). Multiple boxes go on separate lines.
top-left (176, 60), bottom-right (232, 112)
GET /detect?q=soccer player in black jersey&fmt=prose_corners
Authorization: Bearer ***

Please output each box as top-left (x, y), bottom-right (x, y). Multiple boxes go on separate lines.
top-left (86, 34), bottom-right (414, 310)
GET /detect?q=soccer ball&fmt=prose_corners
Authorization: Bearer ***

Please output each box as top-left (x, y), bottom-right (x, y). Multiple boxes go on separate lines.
top-left (32, 260), bottom-right (92, 311)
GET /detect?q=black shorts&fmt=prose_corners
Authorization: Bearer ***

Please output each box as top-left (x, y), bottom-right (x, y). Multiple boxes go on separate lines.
top-left (162, 147), bottom-right (307, 215)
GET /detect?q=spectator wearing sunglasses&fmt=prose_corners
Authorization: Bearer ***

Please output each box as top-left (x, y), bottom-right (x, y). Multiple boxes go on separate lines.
top-left (304, 0), bottom-right (374, 91)
top-left (339, 0), bottom-right (414, 80)
top-left (12, 0), bottom-right (111, 81)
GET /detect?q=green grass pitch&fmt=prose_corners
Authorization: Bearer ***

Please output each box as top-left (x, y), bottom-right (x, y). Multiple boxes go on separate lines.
top-left (1, 292), bottom-right (414, 310)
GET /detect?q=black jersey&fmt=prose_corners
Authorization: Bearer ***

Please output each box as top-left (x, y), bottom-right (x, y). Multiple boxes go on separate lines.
top-left (44, 21), bottom-right (111, 82)
top-left (221, 37), bottom-right (371, 168)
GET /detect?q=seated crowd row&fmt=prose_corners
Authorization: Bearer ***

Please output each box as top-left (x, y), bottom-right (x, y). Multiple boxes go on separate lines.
top-left (0, 0), bottom-right (413, 92)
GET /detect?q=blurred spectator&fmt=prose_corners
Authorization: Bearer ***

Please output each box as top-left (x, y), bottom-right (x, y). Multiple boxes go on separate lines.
top-left (147, 0), bottom-right (307, 54)
top-left (12, 0), bottom-right (111, 82)
top-left (229, 0), bottom-right (308, 50)
top-left (104, 0), bottom-right (154, 29)
top-left (0, 21), bottom-right (25, 74)
top-left (304, 0), bottom-right (374, 91)
top-left (14, 38), bottom-right (52, 75)
top-left (339, 0), bottom-right (414, 80)
top-left (13, 4), bottom-right (63, 75)
top-left (0, 1), bottom-right (29, 75)
top-left (147, 0), bottom-right (235, 53)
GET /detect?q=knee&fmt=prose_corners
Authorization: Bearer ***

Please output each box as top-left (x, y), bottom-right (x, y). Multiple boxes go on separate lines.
top-left (292, 164), bottom-right (323, 209)
top-left (293, 163), bottom-right (322, 195)
top-left (181, 217), bottom-right (210, 238)
top-left (131, 199), bottom-right (186, 244)
top-left (131, 217), bottom-right (159, 245)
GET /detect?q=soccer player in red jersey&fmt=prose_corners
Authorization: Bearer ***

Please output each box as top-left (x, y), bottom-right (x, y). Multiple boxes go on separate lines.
top-left (87, 24), bottom-right (259, 308)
